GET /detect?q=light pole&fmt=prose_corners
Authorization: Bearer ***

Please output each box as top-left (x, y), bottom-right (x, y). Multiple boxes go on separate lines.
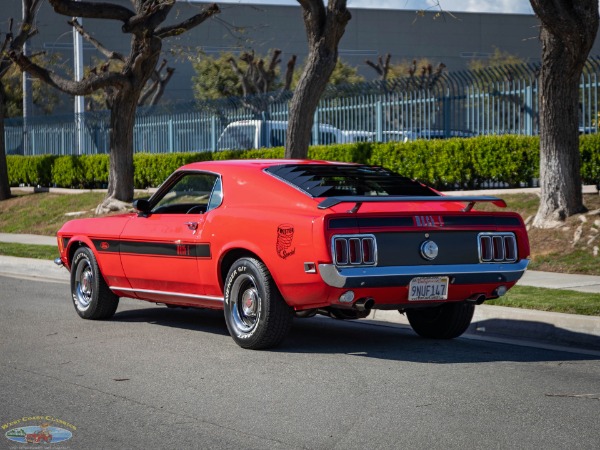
top-left (22, 1), bottom-right (33, 155)
top-left (73, 7), bottom-right (85, 155)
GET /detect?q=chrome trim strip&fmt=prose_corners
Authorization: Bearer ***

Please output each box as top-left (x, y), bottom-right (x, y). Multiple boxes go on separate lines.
top-left (110, 286), bottom-right (224, 302)
top-left (318, 259), bottom-right (529, 288)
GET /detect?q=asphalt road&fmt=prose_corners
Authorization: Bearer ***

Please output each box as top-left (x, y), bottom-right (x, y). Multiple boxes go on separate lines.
top-left (1, 275), bottom-right (599, 450)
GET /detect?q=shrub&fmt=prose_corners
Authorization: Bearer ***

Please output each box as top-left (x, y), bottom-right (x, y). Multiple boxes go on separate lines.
top-left (580, 134), bottom-right (600, 185)
top-left (6, 134), bottom-right (599, 190)
top-left (7, 155), bottom-right (55, 187)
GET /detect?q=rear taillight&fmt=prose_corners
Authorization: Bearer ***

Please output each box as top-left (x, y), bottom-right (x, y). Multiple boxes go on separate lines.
top-left (332, 235), bottom-right (377, 266)
top-left (478, 233), bottom-right (517, 263)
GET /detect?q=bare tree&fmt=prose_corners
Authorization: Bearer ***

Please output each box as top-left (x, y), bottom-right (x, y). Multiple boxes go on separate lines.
top-left (0, 0), bottom-right (42, 201)
top-left (285, 0), bottom-right (351, 159)
top-left (407, 60), bottom-right (446, 90)
top-left (530, 0), bottom-right (599, 228)
top-left (365, 53), bottom-right (391, 81)
top-left (366, 54), bottom-right (446, 92)
top-left (228, 49), bottom-right (296, 117)
top-left (10, 0), bottom-right (220, 212)
top-left (68, 18), bottom-right (175, 110)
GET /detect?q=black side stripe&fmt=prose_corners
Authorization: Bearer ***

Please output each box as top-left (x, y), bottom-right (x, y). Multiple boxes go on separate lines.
top-left (92, 240), bottom-right (211, 258)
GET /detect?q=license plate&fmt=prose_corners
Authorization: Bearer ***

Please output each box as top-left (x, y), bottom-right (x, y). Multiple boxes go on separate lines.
top-left (408, 276), bottom-right (449, 301)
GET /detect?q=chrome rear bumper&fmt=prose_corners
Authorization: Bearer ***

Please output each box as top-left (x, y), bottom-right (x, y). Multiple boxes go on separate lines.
top-left (318, 259), bottom-right (529, 289)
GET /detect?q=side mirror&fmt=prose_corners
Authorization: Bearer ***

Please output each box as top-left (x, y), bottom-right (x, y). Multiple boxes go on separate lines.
top-left (132, 198), bottom-right (151, 215)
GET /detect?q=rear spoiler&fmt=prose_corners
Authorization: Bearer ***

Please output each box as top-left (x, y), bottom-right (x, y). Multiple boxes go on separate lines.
top-left (317, 195), bottom-right (506, 213)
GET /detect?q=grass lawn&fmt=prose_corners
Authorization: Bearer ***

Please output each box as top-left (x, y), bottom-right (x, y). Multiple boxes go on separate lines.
top-left (0, 242), bottom-right (59, 260)
top-left (487, 285), bottom-right (600, 316)
top-left (0, 191), bottom-right (106, 236)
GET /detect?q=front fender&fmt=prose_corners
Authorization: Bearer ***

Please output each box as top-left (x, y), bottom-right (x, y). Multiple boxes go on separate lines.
top-left (64, 235), bottom-right (130, 290)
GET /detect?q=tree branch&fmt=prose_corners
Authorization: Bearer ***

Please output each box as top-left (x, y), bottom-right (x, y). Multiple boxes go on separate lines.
top-left (229, 57), bottom-right (252, 97)
top-left (283, 55), bottom-right (297, 91)
top-left (8, 0), bottom-right (42, 51)
top-left (148, 67), bottom-right (174, 105)
top-left (68, 18), bottom-right (125, 61)
top-left (123, 0), bottom-right (175, 35)
top-left (297, 0), bottom-right (327, 47)
top-left (156, 3), bottom-right (220, 38)
top-left (365, 53), bottom-right (391, 81)
top-left (9, 50), bottom-right (127, 96)
top-left (48, 0), bottom-right (134, 22)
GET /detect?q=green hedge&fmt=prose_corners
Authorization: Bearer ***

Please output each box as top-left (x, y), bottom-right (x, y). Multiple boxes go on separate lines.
top-left (6, 134), bottom-right (600, 190)
top-left (7, 155), bottom-right (56, 187)
top-left (368, 135), bottom-right (541, 190)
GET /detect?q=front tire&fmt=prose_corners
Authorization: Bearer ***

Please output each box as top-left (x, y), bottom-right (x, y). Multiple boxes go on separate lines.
top-left (224, 257), bottom-right (293, 349)
top-left (70, 247), bottom-right (119, 320)
top-left (406, 302), bottom-right (475, 339)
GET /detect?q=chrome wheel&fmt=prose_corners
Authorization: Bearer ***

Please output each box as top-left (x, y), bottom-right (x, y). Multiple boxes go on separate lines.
top-left (74, 257), bottom-right (94, 311)
top-left (70, 247), bottom-right (119, 320)
top-left (230, 274), bottom-right (261, 334)
top-left (223, 257), bottom-right (293, 349)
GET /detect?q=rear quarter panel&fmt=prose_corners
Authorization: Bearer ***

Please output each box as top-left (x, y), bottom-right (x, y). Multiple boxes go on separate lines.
top-left (201, 204), bottom-right (333, 308)
top-left (198, 166), bottom-right (334, 308)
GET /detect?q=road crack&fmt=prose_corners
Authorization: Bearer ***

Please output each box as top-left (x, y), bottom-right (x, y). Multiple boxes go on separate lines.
top-left (545, 392), bottom-right (600, 400)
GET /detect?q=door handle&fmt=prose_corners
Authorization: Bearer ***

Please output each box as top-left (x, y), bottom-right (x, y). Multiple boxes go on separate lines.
top-left (184, 222), bottom-right (198, 231)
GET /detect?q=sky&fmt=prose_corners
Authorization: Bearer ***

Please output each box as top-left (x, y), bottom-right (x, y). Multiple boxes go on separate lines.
top-left (206, 0), bottom-right (534, 15)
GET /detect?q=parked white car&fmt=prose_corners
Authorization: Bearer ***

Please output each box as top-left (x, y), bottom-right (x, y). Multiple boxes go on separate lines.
top-left (217, 120), bottom-right (373, 150)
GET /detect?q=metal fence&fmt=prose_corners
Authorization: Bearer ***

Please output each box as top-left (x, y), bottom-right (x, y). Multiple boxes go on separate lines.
top-left (5, 58), bottom-right (600, 156)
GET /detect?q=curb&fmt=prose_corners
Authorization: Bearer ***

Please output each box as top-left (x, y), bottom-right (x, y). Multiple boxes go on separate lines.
top-left (369, 307), bottom-right (600, 352)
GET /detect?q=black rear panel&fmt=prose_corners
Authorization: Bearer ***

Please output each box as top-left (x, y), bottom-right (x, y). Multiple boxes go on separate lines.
top-left (375, 231), bottom-right (480, 266)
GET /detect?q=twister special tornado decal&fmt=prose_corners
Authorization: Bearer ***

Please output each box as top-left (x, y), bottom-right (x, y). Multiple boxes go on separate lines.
top-left (276, 224), bottom-right (296, 259)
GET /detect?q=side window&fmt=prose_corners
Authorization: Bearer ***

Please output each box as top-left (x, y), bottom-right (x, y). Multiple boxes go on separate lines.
top-left (152, 173), bottom-right (218, 214)
top-left (207, 176), bottom-right (223, 211)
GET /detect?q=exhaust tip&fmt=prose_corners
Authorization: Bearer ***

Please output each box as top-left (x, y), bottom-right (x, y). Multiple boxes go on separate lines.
top-left (354, 297), bottom-right (374, 312)
top-left (466, 294), bottom-right (486, 305)
top-left (493, 285), bottom-right (508, 297)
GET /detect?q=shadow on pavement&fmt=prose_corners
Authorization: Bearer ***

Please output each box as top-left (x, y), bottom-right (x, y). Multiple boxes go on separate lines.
top-left (469, 318), bottom-right (600, 352)
top-left (111, 303), bottom-right (599, 363)
top-left (112, 305), bottom-right (230, 337)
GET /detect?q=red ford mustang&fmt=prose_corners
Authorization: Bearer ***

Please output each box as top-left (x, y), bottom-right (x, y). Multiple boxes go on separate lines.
top-left (55, 159), bottom-right (530, 349)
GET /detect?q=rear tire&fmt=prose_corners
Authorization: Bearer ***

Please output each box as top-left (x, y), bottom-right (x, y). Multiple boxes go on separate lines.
top-left (70, 247), bottom-right (119, 320)
top-left (406, 302), bottom-right (474, 339)
top-left (224, 257), bottom-right (293, 349)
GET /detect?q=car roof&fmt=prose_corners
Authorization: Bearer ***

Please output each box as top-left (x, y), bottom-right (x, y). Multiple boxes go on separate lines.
top-left (178, 159), bottom-right (357, 173)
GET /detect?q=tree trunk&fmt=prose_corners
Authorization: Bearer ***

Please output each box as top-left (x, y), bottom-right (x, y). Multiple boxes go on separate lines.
top-left (285, 1), bottom-right (351, 159)
top-left (532, 36), bottom-right (584, 227)
top-left (530, 0), bottom-right (599, 228)
top-left (286, 45), bottom-right (338, 158)
top-left (0, 81), bottom-right (11, 200)
top-left (96, 36), bottom-right (161, 214)
top-left (96, 87), bottom-right (138, 213)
